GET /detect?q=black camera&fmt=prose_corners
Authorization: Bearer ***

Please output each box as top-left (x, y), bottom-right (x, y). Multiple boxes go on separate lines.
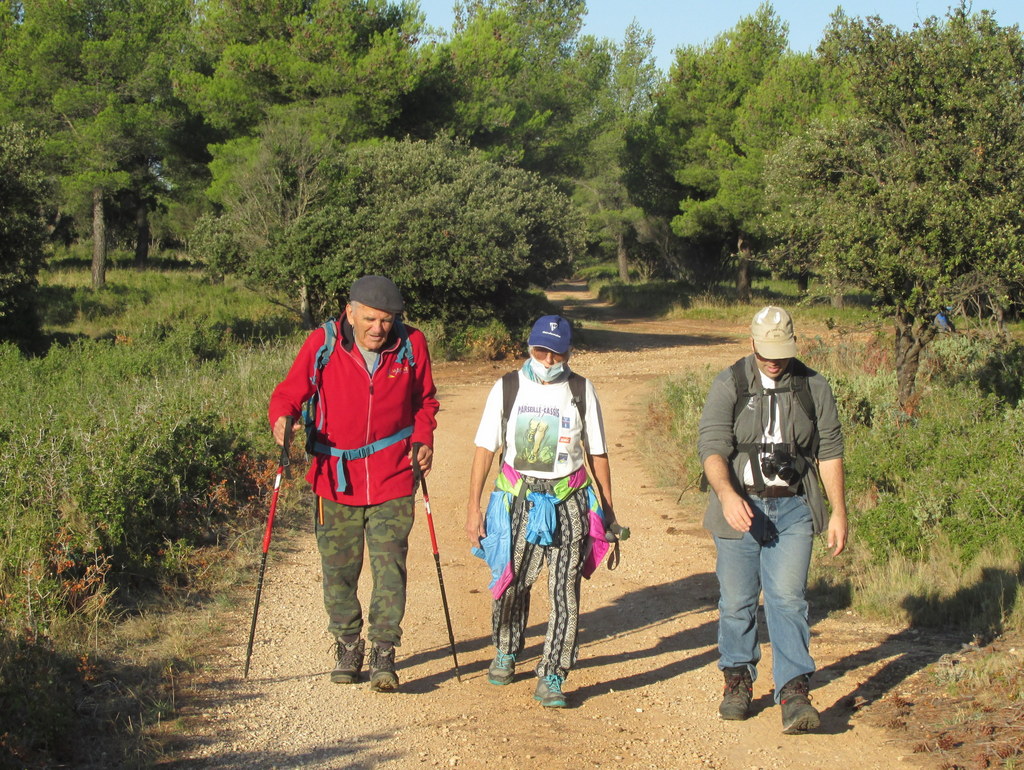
top-left (760, 447), bottom-right (800, 485)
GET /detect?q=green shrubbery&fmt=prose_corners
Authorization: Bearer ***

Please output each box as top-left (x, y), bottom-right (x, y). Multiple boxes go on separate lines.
top-left (0, 328), bottom-right (291, 635)
top-left (823, 335), bottom-right (1024, 568)
top-left (0, 284), bottom-right (308, 763)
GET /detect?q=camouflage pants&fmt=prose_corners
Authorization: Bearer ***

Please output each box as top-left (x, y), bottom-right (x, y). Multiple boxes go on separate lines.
top-left (315, 496), bottom-right (414, 646)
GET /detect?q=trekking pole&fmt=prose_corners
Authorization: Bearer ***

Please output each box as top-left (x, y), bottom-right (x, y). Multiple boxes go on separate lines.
top-left (417, 472), bottom-right (462, 682)
top-left (243, 416), bottom-right (292, 678)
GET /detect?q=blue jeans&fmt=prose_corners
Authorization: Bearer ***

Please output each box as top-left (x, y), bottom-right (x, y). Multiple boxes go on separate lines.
top-left (713, 494), bottom-right (814, 701)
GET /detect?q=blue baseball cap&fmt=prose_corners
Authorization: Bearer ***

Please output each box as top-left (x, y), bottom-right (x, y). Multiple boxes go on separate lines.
top-left (528, 315), bottom-right (572, 354)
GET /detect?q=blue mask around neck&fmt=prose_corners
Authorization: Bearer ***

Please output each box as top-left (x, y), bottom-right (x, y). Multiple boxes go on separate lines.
top-left (529, 357), bottom-right (564, 382)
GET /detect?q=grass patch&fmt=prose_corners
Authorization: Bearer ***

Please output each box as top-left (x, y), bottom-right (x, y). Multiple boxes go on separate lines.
top-left (832, 539), bottom-right (1023, 636)
top-left (2, 259), bottom-right (315, 765)
top-left (38, 257), bottom-right (302, 343)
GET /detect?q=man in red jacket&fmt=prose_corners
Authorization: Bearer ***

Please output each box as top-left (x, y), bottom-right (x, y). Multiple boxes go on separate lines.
top-left (269, 275), bottom-right (439, 692)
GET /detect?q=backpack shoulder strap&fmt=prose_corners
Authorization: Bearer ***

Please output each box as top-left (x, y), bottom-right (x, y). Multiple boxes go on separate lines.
top-left (394, 320), bottom-right (415, 368)
top-left (789, 359), bottom-right (816, 423)
top-left (303, 319), bottom-right (340, 454)
top-left (730, 358), bottom-right (751, 424)
top-left (732, 356), bottom-right (816, 423)
top-left (568, 372), bottom-right (588, 446)
top-left (499, 371), bottom-right (519, 451)
top-left (312, 319), bottom-right (339, 382)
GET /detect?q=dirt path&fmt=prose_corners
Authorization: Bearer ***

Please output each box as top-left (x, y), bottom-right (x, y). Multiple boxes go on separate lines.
top-left (167, 282), bottom-right (956, 769)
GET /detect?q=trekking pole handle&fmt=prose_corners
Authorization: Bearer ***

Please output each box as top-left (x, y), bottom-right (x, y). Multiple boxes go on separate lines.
top-left (281, 415), bottom-right (293, 478)
top-left (261, 416), bottom-right (292, 554)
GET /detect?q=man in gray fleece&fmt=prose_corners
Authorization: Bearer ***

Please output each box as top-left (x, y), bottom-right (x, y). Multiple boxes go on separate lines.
top-left (698, 306), bottom-right (848, 734)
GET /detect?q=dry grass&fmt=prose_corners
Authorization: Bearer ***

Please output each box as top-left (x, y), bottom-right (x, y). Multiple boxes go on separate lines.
top-left (867, 632), bottom-right (1024, 769)
top-left (839, 539), bottom-right (1023, 637)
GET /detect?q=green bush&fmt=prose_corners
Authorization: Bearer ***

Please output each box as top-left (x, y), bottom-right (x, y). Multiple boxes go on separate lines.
top-left (0, 327), bottom-right (287, 633)
top-left (0, 124), bottom-right (48, 350)
top-left (846, 385), bottom-right (1024, 564)
top-left (0, 264), bottom-right (305, 764)
top-left (922, 333), bottom-right (1024, 406)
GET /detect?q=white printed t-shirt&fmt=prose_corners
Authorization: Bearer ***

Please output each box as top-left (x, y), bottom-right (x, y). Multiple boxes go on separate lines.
top-left (473, 371), bottom-right (607, 479)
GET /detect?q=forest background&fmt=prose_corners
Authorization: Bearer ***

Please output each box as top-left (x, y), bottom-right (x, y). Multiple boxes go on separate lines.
top-left (2, 0), bottom-right (1024, 766)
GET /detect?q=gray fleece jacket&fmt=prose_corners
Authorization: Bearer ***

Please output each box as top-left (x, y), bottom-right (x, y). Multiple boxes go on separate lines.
top-left (697, 354), bottom-right (844, 538)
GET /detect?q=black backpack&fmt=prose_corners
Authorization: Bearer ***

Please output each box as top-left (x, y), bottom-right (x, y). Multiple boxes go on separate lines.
top-left (700, 358), bottom-right (818, 493)
top-left (499, 370), bottom-right (588, 451)
top-left (731, 357), bottom-right (818, 490)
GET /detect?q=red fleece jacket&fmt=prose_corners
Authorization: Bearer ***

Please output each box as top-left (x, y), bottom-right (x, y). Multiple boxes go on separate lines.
top-left (268, 319), bottom-right (438, 506)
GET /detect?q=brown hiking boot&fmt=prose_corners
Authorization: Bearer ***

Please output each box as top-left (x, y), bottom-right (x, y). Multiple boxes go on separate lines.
top-left (779, 675), bottom-right (820, 734)
top-left (368, 644), bottom-right (399, 692)
top-left (331, 637), bottom-right (365, 684)
top-left (719, 666), bottom-right (753, 720)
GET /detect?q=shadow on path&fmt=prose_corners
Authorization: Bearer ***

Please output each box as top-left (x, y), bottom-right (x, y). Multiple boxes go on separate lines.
top-left (813, 567), bottom-right (1018, 735)
top-left (400, 573), bottom-right (719, 700)
top-left (575, 326), bottom-right (734, 353)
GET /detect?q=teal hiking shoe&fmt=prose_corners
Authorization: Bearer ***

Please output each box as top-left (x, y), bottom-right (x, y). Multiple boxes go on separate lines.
top-left (487, 651), bottom-right (516, 685)
top-left (534, 673), bottom-right (567, 708)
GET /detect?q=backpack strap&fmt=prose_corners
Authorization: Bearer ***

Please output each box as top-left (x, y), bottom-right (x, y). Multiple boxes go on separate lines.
top-left (312, 426), bottom-right (414, 494)
top-left (568, 372), bottom-right (588, 447)
top-left (499, 371), bottom-right (519, 453)
top-left (303, 319), bottom-right (341, 454)
top-left (727, 357), bottom-right (818, 492)
top-left (393, 320), bottom-right (415, 368)
top-left (731, 357), bottom-right (816, 425)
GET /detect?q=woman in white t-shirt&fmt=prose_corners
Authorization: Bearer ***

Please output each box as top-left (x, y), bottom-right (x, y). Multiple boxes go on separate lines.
top-left (465, 315), bottom-right (618, 708)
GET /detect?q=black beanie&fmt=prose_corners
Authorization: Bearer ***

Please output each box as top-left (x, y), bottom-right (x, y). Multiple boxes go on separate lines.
top-left (349, 275), bottom-right (404, 314)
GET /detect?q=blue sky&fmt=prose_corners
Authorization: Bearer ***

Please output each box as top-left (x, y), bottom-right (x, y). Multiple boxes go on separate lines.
top-left (416, 1), bottom-right (1024, 72)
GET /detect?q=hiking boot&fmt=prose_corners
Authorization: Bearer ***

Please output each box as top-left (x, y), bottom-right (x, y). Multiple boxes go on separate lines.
top-left (487, 651), bottom-right (516, 686)
top-left (534, 673), bottom-right (567, 708)
top-left (368, 644), bottom-right (399, 693)
top-left (719, 665), bottom-right (753, 720)
top-left (779, 675), bottom-right (820, 734)
top-left (331, 637), bottom-right (364, 684)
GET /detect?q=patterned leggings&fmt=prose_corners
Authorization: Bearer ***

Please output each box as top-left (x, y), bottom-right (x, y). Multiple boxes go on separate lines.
top-left (491, 479), bottom-right (590, 679)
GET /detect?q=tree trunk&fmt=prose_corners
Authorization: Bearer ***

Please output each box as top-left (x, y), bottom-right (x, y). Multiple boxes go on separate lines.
top-left (993, 302), bottom-right (1006, 338)
top-left (796, 271), bottom-right (809, 294)
top-left (736, 236), bottom-right (752, 303)
top-left (134, 199), bottom-right (150, 267)
top-left (616, 232), bottom-right (630, 284)
top-left (91, 187), bottom-right (107, 290)
top-left (831, 292), bottom-right (845, 309)
top-left (893, 312), bottom-right (936, 414)
top-left (300, 281), bottom-right (314, 329)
